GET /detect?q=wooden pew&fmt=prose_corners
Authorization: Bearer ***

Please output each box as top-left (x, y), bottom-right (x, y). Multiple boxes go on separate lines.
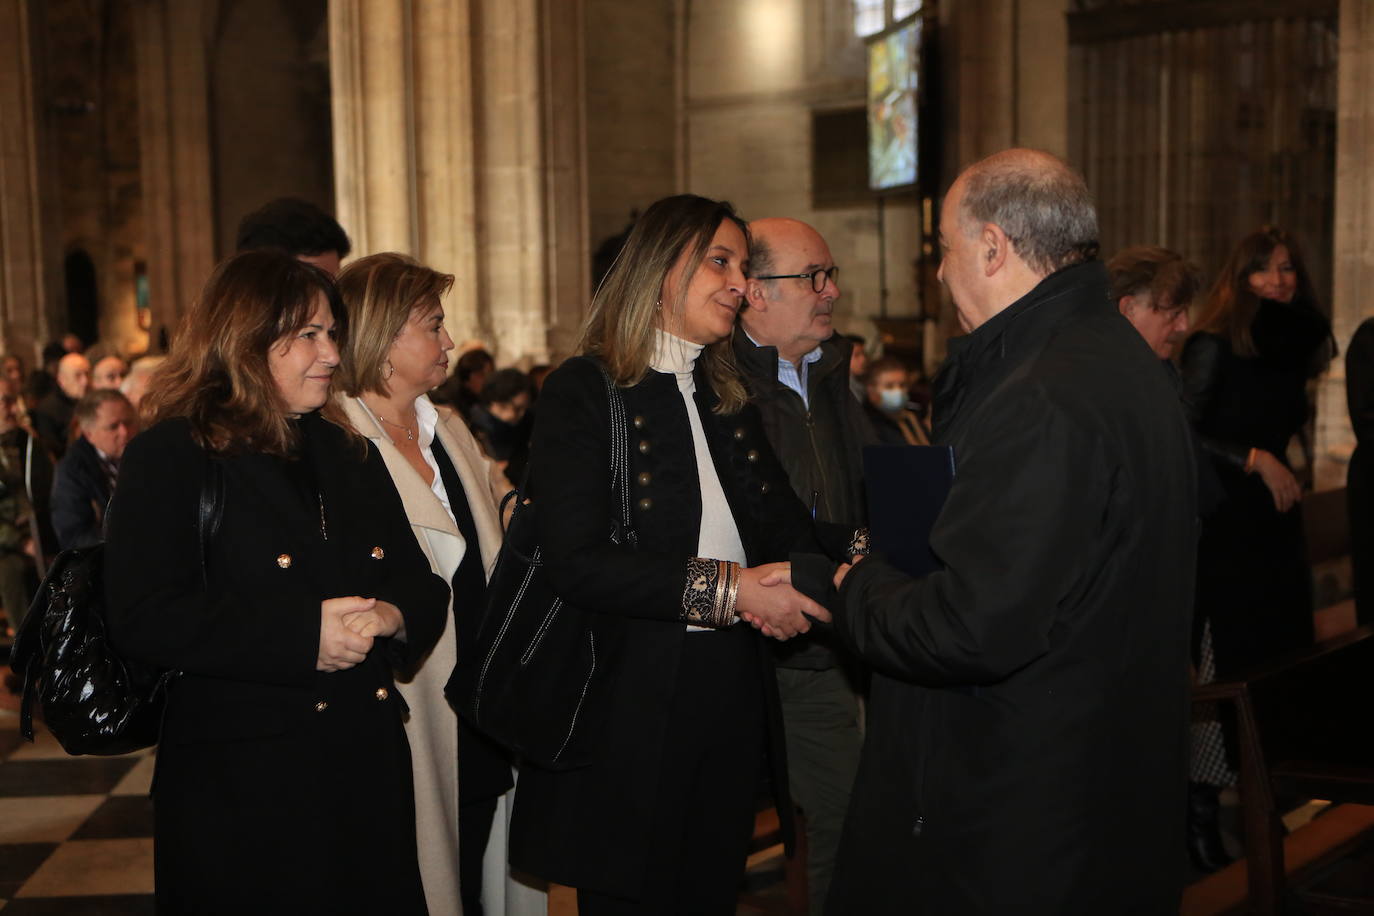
top-left (1193, 625), bottom-right (1374, 914)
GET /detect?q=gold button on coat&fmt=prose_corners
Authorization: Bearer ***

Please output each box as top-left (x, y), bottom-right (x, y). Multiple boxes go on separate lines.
top-left (760, 481), bottom-right (771, 494)
top-left (638, 440), bottom-right (651, 455)
top-left (746, 449), bottom-right (760, 463)
top-left (375, 687), bottom-right (389, 701)
top-left (633, 415), bottom-right (645, 429)
top-left (370, 546), bottom-right (385, 559)
top-left (637, 497), bottom-right (653, 512)
top-left (733, 428), bottom-right (746, 441)
top-left (637, 471), bottom-right (652, 486)
top-left (276, 553), bottom-right (292, 569)
top-left (314, 701), bottom-right (328, 712)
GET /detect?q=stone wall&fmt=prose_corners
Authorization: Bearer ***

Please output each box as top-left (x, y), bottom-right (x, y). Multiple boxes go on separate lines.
top-left (211, 0), bottom-right (333, 262)
top-left (683, 0), bottom-right (924, 354)
top-left (36, 0), bottom-right (145, 356)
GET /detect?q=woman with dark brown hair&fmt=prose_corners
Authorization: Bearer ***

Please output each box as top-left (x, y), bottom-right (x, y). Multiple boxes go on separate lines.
top-left (103, 250), bottom-right (449, 914)
top-left (506, 194), bottom-right (856, 914)
top-left (1180, 227), bottom-right (1334, 869)
top-left (1182, 227), bottom-right (1334, 676)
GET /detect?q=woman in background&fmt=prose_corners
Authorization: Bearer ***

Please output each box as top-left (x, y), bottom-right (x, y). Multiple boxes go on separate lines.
top-left (1181, 226), bottom-right (1334, 680)
top-left (336, 252), bottom-right (542, 916)
top-left (105, 251), bottom-right (448, 914)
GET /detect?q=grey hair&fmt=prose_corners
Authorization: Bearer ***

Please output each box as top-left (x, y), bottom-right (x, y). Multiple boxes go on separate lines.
top-left (959, 151), bottom-right (1099, 275)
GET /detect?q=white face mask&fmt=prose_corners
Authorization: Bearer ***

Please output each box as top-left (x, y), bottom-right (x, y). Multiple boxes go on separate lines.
top-left (879, 388), bottom-right (906, 413)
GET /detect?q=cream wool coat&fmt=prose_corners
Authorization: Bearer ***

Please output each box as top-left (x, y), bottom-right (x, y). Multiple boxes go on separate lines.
top-left (341, 395), bottom-right (544, 916)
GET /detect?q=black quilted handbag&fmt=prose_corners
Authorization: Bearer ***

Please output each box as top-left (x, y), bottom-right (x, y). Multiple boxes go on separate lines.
top-left (457, 360), bottom-right (634, 771)
top-left (9, 460), bottom-right (223, 756)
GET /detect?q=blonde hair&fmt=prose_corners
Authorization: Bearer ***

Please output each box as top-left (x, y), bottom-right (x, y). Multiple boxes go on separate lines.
top-left (578, 194), bottom-right (749, 414)
top-left (334, 253), bottom-right (456, 398)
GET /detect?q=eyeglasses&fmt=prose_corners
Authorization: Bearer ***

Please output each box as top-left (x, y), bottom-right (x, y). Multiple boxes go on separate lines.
top-left (753, 265), bottom-right (839, 293)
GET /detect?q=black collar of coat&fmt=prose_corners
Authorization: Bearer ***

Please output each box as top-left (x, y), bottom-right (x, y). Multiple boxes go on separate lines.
top-left (938, 259), bottom-right (1107, 385)
top-left (731, 327), bottom-right (849, 394)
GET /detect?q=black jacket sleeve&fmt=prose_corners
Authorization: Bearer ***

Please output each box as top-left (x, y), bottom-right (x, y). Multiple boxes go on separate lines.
top-left (1179, 333), bottom-right (1250, 470)
top-left (355, 440), bottom-right (450, 671)
top-left (832, 384), bottom-right (1109, 685)
top-left (530, 360), bottom-right (698, 623)
top-left (104, 423), bottom-right (322, 687)
top-left (50, 445), bottom-right (103, 550)
top-left (1348, 319), bottom-right (1374, 448)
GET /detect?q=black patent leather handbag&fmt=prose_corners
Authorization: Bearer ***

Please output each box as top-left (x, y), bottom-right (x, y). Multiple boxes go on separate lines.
top-left (9, 460), bottom-right (223, 756)
top-left (456, 360), bottom-right (634, 771)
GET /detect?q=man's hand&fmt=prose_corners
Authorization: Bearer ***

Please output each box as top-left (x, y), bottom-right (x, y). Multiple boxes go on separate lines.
top-left (737, 562), bottom-right (832, 641)
top-left (833, 554), bottom-right (865, 590)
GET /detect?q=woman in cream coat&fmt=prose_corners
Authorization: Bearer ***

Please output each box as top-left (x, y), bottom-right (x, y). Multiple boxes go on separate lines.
top-left (336, 252), bottom-right (544, 915)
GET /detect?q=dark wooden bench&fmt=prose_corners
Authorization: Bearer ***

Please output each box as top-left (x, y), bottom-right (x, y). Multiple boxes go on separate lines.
top-left (1194, 625), bottom-right (1374, 914)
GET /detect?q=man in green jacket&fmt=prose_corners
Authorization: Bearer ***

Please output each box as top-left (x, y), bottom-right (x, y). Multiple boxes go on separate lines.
top-left (735, 217), bottom-right (871, 915)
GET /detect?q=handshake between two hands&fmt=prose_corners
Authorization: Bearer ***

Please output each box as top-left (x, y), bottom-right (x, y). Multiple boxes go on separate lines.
top-left (735, 559), bottom-right (850, 641)
top-left (316, 596), bottom-right (405, 672)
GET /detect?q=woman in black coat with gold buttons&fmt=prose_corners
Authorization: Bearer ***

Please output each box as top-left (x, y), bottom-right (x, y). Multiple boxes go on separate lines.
top-left (104, 251), bottom-right (449, 915)
top-left (507, 195), bottom-right (855, 914)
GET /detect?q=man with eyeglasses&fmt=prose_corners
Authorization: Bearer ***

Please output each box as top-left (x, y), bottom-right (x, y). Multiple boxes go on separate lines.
top-left (733, 216), bottom-right (871, 916)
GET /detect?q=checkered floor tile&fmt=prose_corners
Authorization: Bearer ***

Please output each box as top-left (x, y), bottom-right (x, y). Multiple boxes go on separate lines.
top-left (0, 708), bottom-right (154, 914)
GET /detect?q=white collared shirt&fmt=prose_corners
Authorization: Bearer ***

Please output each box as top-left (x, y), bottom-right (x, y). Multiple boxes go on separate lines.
top-left (742, 327), bottom-right (823, 408)
top-left (357, 395), bottom-right (459, 531)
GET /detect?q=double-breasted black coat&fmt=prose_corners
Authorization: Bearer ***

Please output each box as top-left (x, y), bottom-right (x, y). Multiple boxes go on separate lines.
top-left (104, 413), bottom-right (450, 915)
top-left (507, 356), bottom-right (850, 899)
top-left (824, 262), bottom-right (1198, 914)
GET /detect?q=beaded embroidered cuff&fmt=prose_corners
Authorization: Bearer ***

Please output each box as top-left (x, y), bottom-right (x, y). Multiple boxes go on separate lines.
top-left (682, 557), bottom-right (741, 627)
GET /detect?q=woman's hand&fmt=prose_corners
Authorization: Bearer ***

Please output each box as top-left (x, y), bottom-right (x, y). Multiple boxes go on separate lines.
top-left (736, 562), bottom-right (831, 641)
top-left (318, 596), bottom-right (377, 672)
top-left (342, 600), bottom-right (406, 641)
top-left (1251, 449), bottom-right (1301, 512)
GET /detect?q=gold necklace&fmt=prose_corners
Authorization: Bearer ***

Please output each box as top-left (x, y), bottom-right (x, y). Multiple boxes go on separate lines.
top-left (376, 413), bottom-right (416, 441)
top-left (364, 399), bottom-right (417, 442)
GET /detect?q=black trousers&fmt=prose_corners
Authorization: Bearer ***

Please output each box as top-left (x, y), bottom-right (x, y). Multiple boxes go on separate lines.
top-left (459, 795), bottom-right (498, 916)
top-left (577, 624), bottom-right (767, 915)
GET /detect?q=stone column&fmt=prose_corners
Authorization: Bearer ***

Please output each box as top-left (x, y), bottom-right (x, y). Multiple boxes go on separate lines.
top-left (0, 0), bottom-right (62, 361)
top-left (133, 0), bottom-right (217, 344)
top-left (934, 0), bottom-right (1069, 360)
top-left (472, 0), bottom-right (551, 364)
top-left (541, 0), bottom-right (590, 362)
top-left (330, 0), bottom-right (580, 365)
top-left (1314, 0), bottom-right (1374, 489)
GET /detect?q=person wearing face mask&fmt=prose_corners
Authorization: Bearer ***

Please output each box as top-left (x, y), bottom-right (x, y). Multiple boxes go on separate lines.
top-left (862, 356), bottom-right (930, 447)
top-left (1180, 227), bottom-right (1335, 686)
top-left (103, 250), bottom-right (448, 914)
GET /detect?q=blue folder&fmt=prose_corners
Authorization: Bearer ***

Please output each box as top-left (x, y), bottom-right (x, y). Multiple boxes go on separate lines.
top-left (862, 444), bottom-right (955, 578)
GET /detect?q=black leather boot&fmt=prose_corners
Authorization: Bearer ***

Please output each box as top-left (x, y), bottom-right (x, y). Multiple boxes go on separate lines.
top-left (1187, 782), bottom-right (1234, 872)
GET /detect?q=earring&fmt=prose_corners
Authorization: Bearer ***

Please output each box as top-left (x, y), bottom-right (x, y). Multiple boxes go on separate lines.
top-left (384, 360), bottom-right (395, 380)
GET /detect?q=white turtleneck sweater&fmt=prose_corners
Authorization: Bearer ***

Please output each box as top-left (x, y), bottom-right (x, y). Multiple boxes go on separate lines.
top-left (650, 329), bottom-right (746, 629)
